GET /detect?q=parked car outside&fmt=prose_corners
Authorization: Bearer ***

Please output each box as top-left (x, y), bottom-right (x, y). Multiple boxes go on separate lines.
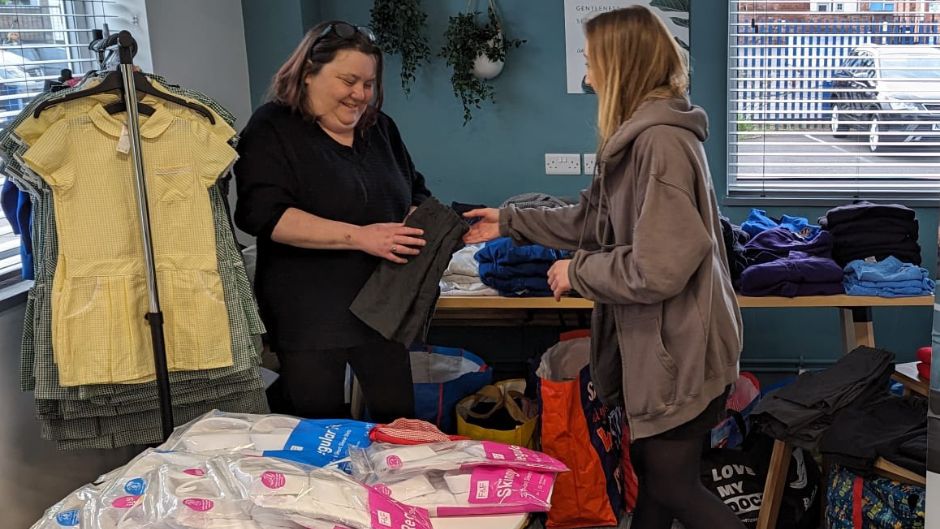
top-left (829, 45), bottom-right (940, 152)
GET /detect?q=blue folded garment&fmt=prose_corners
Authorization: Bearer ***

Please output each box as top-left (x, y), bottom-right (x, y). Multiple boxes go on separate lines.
top-left (844, 282), bottom-right (933, 297)
top-left (843, 256), bottom-right (929, 283)
top-left (477, 260), bottom-right (552, 280)
top-left (475, 237), bottom-right (569, 265)
top-left (843, 256), bottom-right (935, 297)
top-left (740, 209), bottom-right (820, 238)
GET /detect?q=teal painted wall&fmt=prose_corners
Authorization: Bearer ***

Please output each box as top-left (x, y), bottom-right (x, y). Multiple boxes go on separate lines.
top-left (300, 1), bottom-right (322, 33)
top-left (242, 0), bottom-right (937, 365)
top-left (241, 0), bottom-right (306, 108)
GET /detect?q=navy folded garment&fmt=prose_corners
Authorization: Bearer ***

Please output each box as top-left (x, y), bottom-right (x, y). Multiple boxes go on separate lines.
top-left (479, 271), bottom-right (553, 297)
top-left (740, 255), bottom-right (844, 297)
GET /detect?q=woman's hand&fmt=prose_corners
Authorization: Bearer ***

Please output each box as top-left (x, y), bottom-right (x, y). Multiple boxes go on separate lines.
top-left (462, 208), bottom-right (500, 244)
top-left (547, 259), bottom-right (573, 301)
top-left (354, 222), bottom-right (425, 264)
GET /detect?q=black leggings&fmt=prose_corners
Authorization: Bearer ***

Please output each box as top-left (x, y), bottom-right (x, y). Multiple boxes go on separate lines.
top-left (273, 339), bottom-right (415, 423)
top-left (629, 434), bottom-right (746, 529)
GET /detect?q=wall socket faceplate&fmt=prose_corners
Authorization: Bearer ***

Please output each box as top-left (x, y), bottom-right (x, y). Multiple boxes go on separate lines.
top-left (583, 153), bottom-right (596, 175)
top-left (545, 153), bottom-right (581, 175)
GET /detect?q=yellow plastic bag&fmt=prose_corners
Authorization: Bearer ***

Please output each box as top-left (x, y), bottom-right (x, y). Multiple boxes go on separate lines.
top-left (456, 379), bottom-right (537, 448)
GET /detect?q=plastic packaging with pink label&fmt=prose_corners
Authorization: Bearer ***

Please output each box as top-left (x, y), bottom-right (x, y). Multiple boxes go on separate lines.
top-left (369, 466), bottom-right (558, 517)
top-left (349, 440), bottom-right (568, 484)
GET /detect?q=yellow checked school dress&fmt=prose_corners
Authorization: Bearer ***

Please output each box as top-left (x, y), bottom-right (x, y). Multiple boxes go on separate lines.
top-left (20, 101), bottom-right (236, 386)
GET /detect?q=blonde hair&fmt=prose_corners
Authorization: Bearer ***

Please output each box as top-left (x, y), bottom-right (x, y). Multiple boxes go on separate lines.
top-left (585, 6), bottom-right (689, 152)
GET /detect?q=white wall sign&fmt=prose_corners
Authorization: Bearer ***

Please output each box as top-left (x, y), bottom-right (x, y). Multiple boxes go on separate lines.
top-left (564, 0), bottom-right (690, 94)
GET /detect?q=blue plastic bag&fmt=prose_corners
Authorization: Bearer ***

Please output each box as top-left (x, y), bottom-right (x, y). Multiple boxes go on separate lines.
top-left (410, 346), bottom-right (492, 433)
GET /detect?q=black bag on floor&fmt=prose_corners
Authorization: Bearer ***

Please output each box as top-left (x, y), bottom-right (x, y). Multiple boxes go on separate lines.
top-left (701, 433), bottom-right (820, 529)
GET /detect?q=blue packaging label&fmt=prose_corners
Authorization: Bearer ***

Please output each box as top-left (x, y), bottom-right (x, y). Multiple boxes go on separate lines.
top-left (262, 419), bottom-right (373, 468)
top-left (124, 477), bottom-right (146, 495)
top-left (55, 509), bottom-right (80, 526)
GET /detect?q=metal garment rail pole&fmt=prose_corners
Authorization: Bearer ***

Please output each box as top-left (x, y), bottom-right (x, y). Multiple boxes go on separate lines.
top-left (117, 30), bottom-right (174, 439)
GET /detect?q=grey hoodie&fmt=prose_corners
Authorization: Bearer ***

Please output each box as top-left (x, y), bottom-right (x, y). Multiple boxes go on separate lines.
top-left (499, 97), bottom-right (742, 439)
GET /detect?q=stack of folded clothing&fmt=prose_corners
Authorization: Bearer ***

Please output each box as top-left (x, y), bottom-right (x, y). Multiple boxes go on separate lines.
top-left (752, 346), bottom-right (895, 448)
top-left (741, 208), bottom-right (820, 239)
top-left (820, 201), bottom-right (921, 266)
top-left (820, 395), bottom-right (927, 477)
top-left (475, 237), bottom-right (569, 297)
top-left (439, 244), bottom-right (500, 296)
top-left (739, 227), bottom-right (844, 296)
top-left (843, 256), bottom-right (934, 297)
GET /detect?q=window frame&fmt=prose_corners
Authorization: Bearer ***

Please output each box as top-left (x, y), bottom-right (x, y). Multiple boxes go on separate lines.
top-left (726, 1), bottom-right (940, 203)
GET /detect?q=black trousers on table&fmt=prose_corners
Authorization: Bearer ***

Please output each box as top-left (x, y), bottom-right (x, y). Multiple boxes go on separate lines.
top-left (272, 338), bottom-right (414, 423)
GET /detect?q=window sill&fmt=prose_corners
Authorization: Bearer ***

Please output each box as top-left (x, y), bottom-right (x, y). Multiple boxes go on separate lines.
top-left (722, 195), bottom-right (940, 209)
top-left (0, 278), bottom-right (29, 313)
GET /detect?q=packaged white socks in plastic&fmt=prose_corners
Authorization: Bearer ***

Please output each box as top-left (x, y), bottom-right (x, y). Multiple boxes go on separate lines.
top-left (32, 449), bottom-right (433, 529)
top-left (350, 441), bottom-right (567, 482)
top-left (158, 410), bottom-right (374, 469)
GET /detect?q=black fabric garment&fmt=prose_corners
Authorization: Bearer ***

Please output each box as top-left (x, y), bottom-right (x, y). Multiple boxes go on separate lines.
top-left (820, 395), bottom-right (927, 476)
top-left (827, 217), bottom-right (919, 239)
top-left (273, 339), bottom-right (415, 423)
top-left (820, 201), bottom-right (922, 266)
top-left (832, 241), bottom-right (923, 267)
top-left (752, 346), bottom-right (894, 449)
top-left (822, 201), bottom-right (916, 227)
top-left (832, 231), bottom-right (919, 250)
top-left (351, 197), bottom-right (468, 346)
top-left (450, 201), bottom-right (487, 223)
top-left (720, 215), bottom-right (750, 286)
top-left (233, 102), bottom-right (431, 351)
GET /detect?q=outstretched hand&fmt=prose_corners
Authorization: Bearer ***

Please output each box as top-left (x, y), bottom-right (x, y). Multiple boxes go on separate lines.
top-left (462, 208), bottom-right (500, 244)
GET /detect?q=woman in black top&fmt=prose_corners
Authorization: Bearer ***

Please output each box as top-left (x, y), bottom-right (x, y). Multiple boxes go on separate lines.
top-left (234, 21), bottom-right (430, 421)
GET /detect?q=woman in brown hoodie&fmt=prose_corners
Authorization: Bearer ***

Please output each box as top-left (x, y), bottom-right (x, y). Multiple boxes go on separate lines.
top-left (464, 6), bottom-right (744, 529)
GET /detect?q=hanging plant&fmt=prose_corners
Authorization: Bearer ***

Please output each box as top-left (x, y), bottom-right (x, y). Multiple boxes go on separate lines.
top-left (370, 0), bottom-right (431, 95)
top-left (440, 0), bottom-right (525, 125)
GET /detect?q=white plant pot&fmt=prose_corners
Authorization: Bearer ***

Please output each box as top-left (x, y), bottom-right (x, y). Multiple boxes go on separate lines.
top-left (472, 36), bottom-right (505, 80)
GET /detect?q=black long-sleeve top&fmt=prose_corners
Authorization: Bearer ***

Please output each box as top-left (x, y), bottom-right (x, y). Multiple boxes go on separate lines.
top-left (234, 102), bottom-right (431, 350)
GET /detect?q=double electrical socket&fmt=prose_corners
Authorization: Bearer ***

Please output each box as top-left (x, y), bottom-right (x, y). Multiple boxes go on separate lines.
top-left (544, 153), bottom-right (581, 175)
top-left (545, 153), bottom-right (596, 175)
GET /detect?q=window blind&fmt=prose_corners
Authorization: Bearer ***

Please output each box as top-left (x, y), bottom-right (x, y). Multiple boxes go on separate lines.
top-left (728, 1), bottom-right (940, 199)
top-left (0, 0), bottom-right (113, 278)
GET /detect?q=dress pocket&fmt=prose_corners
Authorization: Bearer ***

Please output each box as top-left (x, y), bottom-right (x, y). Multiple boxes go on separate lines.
top-left (159, 268), bottom-right (233, 371)
top-left (152, 165), bottom-right (194, 202)
top-left (621, 314), bottom-right (677, 416)
top-left (56, 275), bottom-right (149, 385)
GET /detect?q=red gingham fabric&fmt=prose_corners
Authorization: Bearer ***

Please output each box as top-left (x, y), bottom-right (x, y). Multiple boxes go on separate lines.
top-left (370, 418), bottom-right (469, 445)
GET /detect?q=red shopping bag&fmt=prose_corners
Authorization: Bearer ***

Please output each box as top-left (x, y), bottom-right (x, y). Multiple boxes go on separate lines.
top-left (539, 334), bottom-right (637, 528)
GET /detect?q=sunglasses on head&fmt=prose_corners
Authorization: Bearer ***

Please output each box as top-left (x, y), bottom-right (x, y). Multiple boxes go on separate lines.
top-left (311, 22), bottom-right (376, 51)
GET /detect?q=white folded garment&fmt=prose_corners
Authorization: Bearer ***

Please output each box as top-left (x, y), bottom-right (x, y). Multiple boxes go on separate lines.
top-left (443, 245), bottom-right (484, 278)
top-left (159, 411), bottom-right (374, 469)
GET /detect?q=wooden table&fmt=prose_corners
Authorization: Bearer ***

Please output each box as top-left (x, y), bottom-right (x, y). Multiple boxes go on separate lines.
top-left (432, 294), bottom-right (934, 529)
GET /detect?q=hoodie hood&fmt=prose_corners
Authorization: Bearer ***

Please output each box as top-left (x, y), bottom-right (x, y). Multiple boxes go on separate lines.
top-left (601, 97), bottom-right (709, 167)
